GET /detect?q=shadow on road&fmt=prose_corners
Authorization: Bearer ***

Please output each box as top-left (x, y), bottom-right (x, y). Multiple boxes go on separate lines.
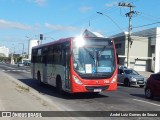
top-left (118, 83), bottom-right (144, 89)
top-left (18, 78), bottom-right (108, 99)
top-left (130, 93), bottom-right (145, 98)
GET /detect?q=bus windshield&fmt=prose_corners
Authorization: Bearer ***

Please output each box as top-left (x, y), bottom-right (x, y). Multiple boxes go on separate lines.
top-left (72, 38), bottom-right (116, 78)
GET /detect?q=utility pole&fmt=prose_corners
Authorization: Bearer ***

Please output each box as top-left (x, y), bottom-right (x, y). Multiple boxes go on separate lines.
top-left (118, 2), bottom-right (138, 67)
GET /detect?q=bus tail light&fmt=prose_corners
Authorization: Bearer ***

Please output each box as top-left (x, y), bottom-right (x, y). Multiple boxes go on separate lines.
top-left (73, 76), bottom-right (83, 85)
top-left (111, 75), bottom-right (117, 83)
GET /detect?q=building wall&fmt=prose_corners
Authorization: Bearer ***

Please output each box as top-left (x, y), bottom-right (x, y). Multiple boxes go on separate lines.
top-left (155, 28), bottom-right (160, 73)
top-left (113, 33), bottom-right (151, 71)
top-left (130, 36), bottom-right (149, 57)
top-left (28, 39), bottom-right (39, 60)
top-left (133, 27), bottom-right (160, 73)
top-left (128, 36), bottom-right (150, 71)
top-left (112, 27), bottom-right (160, 72)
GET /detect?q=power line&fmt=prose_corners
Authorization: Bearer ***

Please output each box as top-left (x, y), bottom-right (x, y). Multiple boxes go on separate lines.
top-left (139, 12), bottom-right (160, 21)
top-left (33, 1), bottom-right (123, 37)
top-left (133, 21), bottom-right (160, 29)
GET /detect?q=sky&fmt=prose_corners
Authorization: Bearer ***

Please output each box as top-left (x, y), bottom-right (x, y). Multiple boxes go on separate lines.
top-left (0, 0), bottom-right (160, 54)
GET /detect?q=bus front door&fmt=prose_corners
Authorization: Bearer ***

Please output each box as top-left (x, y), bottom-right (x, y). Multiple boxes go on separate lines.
top-left (64, 45), bottom-right (71, 91)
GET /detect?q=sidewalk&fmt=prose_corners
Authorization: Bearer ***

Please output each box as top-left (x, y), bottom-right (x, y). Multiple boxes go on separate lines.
top-left (0, 71), bottom-right (72, 120)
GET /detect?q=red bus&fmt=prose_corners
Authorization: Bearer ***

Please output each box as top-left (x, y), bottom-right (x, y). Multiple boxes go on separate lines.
top-left (31, 35), bottom-right (118, 93)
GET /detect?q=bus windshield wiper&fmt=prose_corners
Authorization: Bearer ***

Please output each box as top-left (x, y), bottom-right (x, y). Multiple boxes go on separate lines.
top-left (83, 47), bottom-right (95, 60)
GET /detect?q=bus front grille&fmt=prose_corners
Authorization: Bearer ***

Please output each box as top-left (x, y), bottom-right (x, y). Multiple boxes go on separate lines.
top-left (85, 86), bottom-right (109, 92)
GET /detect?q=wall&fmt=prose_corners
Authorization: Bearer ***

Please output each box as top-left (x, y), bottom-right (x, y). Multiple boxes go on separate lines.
top-left (113, 33), bottom-right (151, 71)
top-left (28, 39), bottom-right (39, 60)
top-left (155, 28), bottom-right (160, 73)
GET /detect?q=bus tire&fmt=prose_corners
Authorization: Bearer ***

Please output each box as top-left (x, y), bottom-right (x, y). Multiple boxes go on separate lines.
top-left (56, 76), bottom-right (64, 94)
top-left (37, 72), bottom-right (43, 86)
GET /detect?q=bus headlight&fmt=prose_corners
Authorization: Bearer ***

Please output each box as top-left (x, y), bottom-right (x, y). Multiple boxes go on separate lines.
top-left (111, 75), bottom-right (117, 83)
top-left (73, 76), bottom-right (83, 85)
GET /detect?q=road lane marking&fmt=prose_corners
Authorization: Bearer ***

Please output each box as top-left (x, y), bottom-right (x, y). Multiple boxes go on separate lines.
top-left (1, 69), bottom-right (31, 73)
top-left (133, 99), bottom-right (160, 107)
top-left (0, 65), bottom-right (15, 69)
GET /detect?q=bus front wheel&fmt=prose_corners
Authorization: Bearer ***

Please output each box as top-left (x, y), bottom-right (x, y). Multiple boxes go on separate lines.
top-left (56, 77), bottom-right (64, 94)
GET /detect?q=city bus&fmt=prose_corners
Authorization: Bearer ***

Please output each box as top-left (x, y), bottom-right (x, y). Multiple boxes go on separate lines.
top-left (31, 35), bottom-right (118, 93)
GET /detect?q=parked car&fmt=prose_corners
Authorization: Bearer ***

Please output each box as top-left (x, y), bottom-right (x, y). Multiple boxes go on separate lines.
top-left (17, 62), bottom-right (24, 67)
top-left (23, 61), bottom-right (31, 66)
top-left (145, 73), bottom-right (160, 99)
top-left (118, 66), bottom-right (145, 87)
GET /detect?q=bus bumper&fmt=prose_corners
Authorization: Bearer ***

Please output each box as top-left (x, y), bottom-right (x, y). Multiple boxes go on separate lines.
top-left (71, 83), bottom-right (117, 93)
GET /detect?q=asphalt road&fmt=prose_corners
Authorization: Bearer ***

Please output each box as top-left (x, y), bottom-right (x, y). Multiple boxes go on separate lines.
top-left (0, 63), bottom-right (160, 120)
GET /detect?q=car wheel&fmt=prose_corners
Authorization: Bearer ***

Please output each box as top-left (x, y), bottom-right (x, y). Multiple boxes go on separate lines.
top-left (124, 79), bottom-right (130, 87)
top-left (145, 88), bottom-right (153, 99)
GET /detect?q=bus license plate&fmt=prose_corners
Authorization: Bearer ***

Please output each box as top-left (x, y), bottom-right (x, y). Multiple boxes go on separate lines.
top-left (94, 89), bottom-right (102, 92)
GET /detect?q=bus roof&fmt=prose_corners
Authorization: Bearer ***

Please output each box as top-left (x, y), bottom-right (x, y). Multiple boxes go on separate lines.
top-left (32, 36), bottom-right (113, 50)
top-left (32, 37), bottom-right (73, 49)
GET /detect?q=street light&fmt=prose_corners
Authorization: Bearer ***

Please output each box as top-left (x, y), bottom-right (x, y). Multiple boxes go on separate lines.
top-left (97, 12), bottom-right (124, 32)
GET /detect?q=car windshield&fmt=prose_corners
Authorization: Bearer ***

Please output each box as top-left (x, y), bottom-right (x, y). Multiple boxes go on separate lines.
top-left (72, 38), bottom-right (116, 76)
top-left (124, 69), bottom-right (139, 75)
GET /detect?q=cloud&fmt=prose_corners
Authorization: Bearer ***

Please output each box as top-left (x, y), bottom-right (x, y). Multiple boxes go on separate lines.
top-left (79, 6), bottom-right (93, 13)
top-left (105, 2), bottom-right (118, 7)
top-left (0, 19), bottom-right (34, 30)
top-left (27, 0), bottom-right (46, 6)
top-left (45, 23), bottom-right (78, 31)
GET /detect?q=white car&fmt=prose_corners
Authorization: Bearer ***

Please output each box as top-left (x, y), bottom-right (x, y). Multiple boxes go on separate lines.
top-left (17, 62), bottom-right (24, 67)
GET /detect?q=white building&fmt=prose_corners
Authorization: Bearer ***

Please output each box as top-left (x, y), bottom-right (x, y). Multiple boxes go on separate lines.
top-left (112, 27), bottom-right (160, 73)
top-left (28, 39), bottom-right (39, 60)
top-left (0, 46), bottom-right (9, 57)
top-left (132, 27), bottom-right (160, 73)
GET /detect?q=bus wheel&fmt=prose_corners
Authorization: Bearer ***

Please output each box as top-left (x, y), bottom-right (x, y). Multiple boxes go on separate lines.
top-left (37, 72), bottom-right (43, 86)
top-left (56, 78), bottom-right (64, 94)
